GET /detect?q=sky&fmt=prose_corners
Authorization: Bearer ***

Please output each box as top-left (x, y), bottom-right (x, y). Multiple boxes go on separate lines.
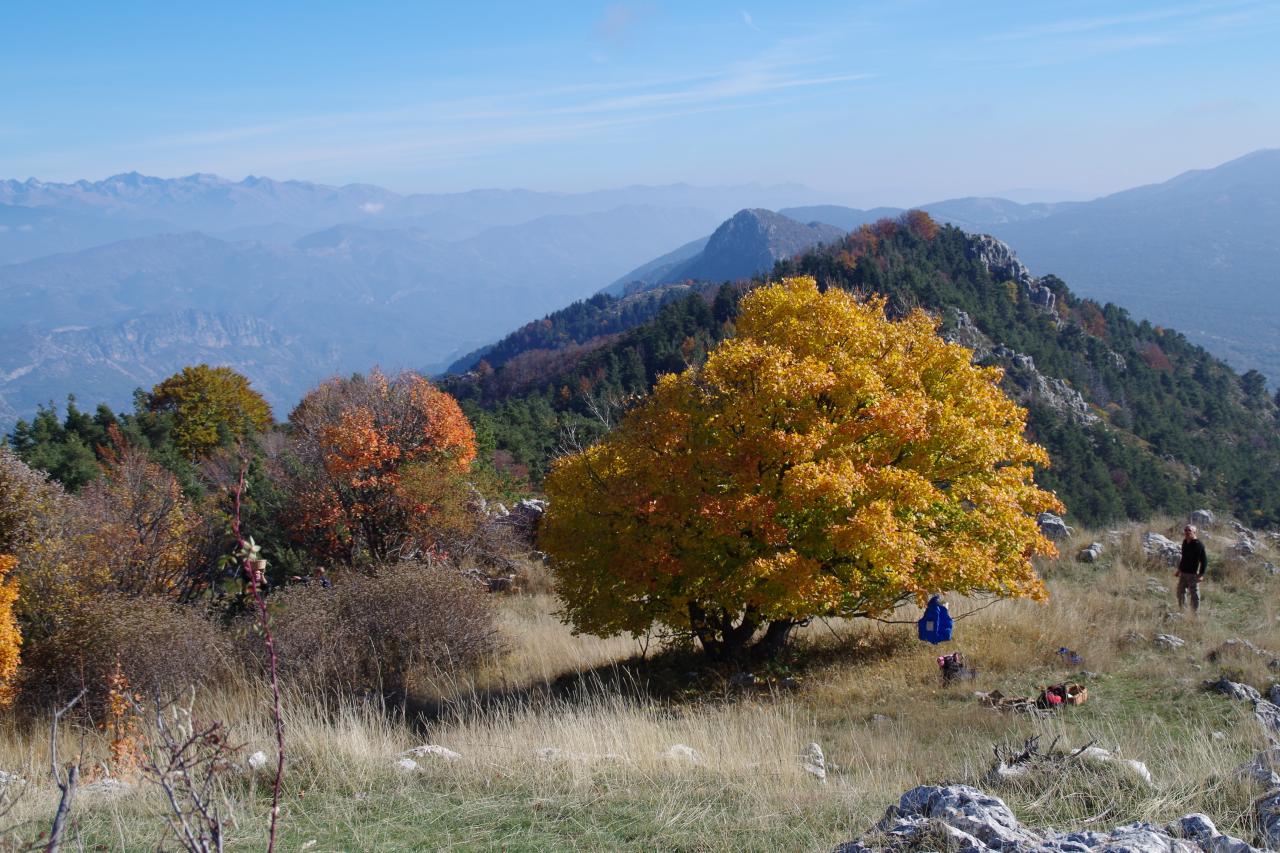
top-left (3, 0), bottom-right (1279, 205)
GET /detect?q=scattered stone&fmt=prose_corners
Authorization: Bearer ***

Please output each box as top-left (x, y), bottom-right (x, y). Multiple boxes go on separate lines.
top-left (1147, 577), bottom-right (1169, 594)
top-left (395, 757), bottom-right (418, 773)
top-left (828, 783), bottom-right (1266, 852)
top-left (1212, 731), bottom-right (1226, 741)
top-left (1269, 684), bottom-right (1280, 705)
top-left (778, 676), bottom-right (800, 690)
top-left (1237, 747), bottom-right (1280, 787)
top-left (1167, 814), bottom-right (1263, 853)
top-left (403, 744), bottom-right (462, 762)
top-left (1234, 538), bottom-right (1258, 558)
top-left (0, 770), bottom-right (21, 786)
top-left (247, 750), bottom-right (268, 771)
top-left (1142, 532), bottom-right (1182, 566)
top-left (1121, 629), bottom-right (1148, 646)
top-left (1264, 562), bottom-right (1279, 576)
top-left (728, 671), bottom-right (756, 689)
top-left (802, 742), bottom-right (827, 782)
top-left (1205, 835), bottom-right (1267, 853)
top-left (831, 784), bottom-right (1224, 853)
top-left (1253, 700), bottom-right (1280, 733)
top-left (1077, 542), bottom-right (1104, 563)
top-left (81, 778), bottom-right (132, 796)
top-left (1257, 790), bottom-right (1280, 850)
top-left (664, 744), bottom-right (701, 764)
top-left (1190, 509), bottom-right (1216, 528)
top-left (1079, 746), bottom-right (1154, 785)
top-left (1154, 633), bottom-right (1186, 649)
top-left (1231, 520), bottom-right (1253, 537)
top-left (870, 714), bottom-right (891, 724)
top-left (1207, 677), bottom-right (1261, 703)
top-left (1037, 512), bottom-right (1073, 541)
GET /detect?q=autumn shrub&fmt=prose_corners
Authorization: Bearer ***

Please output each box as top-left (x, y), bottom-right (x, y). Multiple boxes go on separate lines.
top-left (285, 368), bottom-right (478, 565)
top-left (18, 592), bottom-right (231, 710)
top-left (264, 560), bottom-right (500, 696)
top-left (0, 445), bottom-right (66, 555)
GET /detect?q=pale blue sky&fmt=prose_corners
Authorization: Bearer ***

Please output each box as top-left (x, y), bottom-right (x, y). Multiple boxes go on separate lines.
top-left (4, 1), bottom-right (1279, 204)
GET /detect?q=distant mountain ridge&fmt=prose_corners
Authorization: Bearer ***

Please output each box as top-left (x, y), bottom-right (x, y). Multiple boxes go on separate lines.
top-left (606, 209), bottom-right (844, 294)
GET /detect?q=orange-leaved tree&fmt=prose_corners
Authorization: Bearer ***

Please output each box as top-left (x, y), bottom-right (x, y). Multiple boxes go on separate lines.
top-left (541, 276), bottom-right (1062, 660)
top-left (287, 369), bottom-right (477, 564)
top-left (0, 555), bottom-right (20, 709)
top-left (149, 364), bottom-right (274, 460)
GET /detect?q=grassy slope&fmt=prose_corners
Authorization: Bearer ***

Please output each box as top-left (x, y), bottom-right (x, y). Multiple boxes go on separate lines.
top-left (2, 521), bottom-right (1278, 851)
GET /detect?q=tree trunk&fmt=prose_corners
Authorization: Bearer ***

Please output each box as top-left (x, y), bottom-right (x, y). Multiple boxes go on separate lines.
top-left (688, 603), bottom-right (759, 661)
top-left (752, 619), bottom-right (797, 660)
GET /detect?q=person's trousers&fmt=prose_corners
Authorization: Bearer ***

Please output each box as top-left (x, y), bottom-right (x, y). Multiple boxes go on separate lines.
top-left (1176, 572), bottom-right (1202, 610)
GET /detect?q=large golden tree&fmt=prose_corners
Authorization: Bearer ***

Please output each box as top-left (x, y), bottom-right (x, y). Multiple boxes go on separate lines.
top-left (541, 277), bottom-right (1062, 659)
top-left (149, 364), bottom-right (274, 460)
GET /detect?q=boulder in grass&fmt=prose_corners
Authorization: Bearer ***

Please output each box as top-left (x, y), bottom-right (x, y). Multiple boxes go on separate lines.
top-left (832, 783), bottom-right (1250, 852)
top-left (1258, 790), bottom-right (1280, 851)
top-left (1077, 543), bottom-right (1103, 563)
top-left (663, 744), bottom-right (701, 764)
top-left (1190, 509), bottom-right (1216, 528)
top-left (1142, 532), bottom-right (1182, 566)
top-left (1036, 512), bottom-right (1073, 541)
top-left (403, 744), bottom-right (461, 762)
top-left (802, 742), bottom-right (827, 783)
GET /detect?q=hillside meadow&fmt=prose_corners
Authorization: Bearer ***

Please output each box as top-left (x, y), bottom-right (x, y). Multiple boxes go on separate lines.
top-left (0, 519), bottom-right (1275, 851)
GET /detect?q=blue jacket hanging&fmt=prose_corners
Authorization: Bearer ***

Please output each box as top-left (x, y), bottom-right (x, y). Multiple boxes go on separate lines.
top-left (918, 595), bottom-right (953, 644)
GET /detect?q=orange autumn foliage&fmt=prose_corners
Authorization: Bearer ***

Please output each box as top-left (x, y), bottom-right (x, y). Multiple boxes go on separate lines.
top-left (541, 277), bottom-right (1062, 659)
top-left (288, 369), bottom-right (477, 563)
top-left (0, 555), bottom-right (20, 709)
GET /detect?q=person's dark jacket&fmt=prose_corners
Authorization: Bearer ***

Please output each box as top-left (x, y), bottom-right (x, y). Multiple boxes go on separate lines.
top-left (1179, 538), bottom-right (1208, 576)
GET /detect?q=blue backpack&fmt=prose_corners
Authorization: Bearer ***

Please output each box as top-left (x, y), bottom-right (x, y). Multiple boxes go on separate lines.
top-left (918, 595), bottom-right (953, 644)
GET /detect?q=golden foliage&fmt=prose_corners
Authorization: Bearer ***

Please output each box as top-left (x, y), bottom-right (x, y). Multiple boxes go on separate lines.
top-left (0, 555), bottom-right (20, 710)
top-left (149, 363), bottom-right (274, 460)
top-left (541, 277), bottom-right (1062, 654)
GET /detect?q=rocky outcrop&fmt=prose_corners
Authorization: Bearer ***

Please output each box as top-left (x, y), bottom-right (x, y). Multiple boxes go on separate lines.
top-left (967, 235), bottom-right (1057, 314)
top-left (994, 347), bottom-right (1099, 426)
top-left (833, 784), bottom-right (1261, 852)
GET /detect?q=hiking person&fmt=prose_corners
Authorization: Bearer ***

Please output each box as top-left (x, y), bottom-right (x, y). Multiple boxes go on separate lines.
top-left (1176, 524), bottom-right (1208, 611)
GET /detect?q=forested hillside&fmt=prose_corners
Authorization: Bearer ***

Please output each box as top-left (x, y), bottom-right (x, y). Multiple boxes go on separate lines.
top-left (444, 214), bottom-right (1280, 527)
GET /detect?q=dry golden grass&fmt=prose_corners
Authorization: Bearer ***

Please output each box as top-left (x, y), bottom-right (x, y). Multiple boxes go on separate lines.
top-left (0, 519), bottom-right (1277, 850)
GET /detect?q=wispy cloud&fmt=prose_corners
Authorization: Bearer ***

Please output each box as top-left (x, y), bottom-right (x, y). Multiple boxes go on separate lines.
top-left (138, 41), bottom-right (876, 175)
top-left (991, 0), bottom-right (1273, 44)
top-left (741, 11), bottom-right (760, 32)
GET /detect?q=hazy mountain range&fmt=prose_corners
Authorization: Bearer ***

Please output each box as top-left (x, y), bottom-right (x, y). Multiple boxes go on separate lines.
top-left (1, 150), bottom-right (1277, 429)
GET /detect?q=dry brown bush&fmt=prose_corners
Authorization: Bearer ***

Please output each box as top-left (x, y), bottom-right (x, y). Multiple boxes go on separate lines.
top-left (264, 559), bottom-right (501, 696)
top-left (19, 593), bottom-right (232, 711)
